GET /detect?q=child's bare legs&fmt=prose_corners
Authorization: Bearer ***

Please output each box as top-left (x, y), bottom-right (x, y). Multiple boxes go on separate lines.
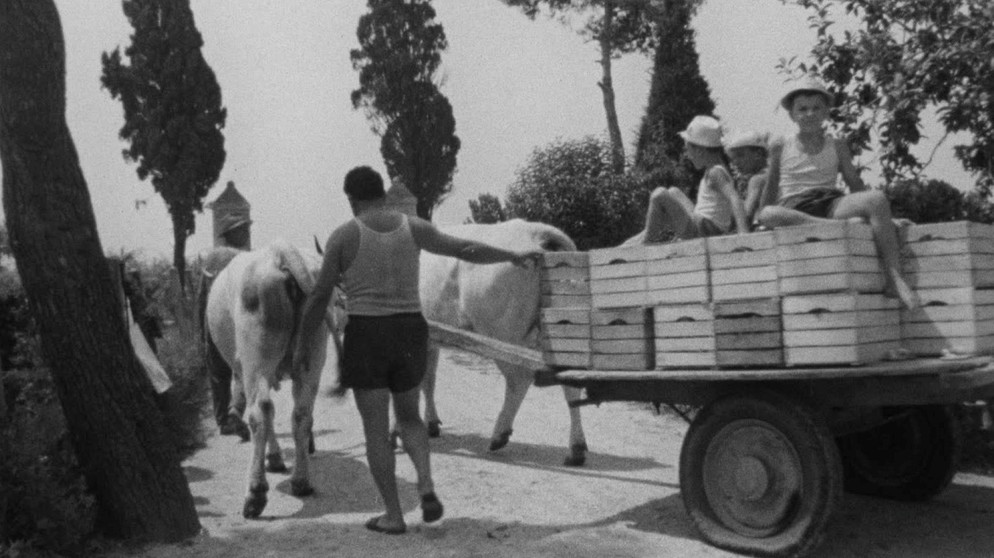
top-left (643, 187), bottom-right (696, 243)
top-left (756, 205), bottom-right (823, 228)
top-left (830, 191), bottom-right (919, 309)
top-left (757, 195), bottom-right (919, 309)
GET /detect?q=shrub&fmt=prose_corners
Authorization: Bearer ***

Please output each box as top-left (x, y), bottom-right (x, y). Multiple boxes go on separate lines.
top-left (883, 178), bottom-right (965, 224)
top-left (0, 372), bottom-right (98, 556)
top-left (504, 136), bottom-right (652, 250)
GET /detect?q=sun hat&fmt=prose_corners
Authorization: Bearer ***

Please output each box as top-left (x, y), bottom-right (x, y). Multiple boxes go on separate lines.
top-left (779, 80), bottom-right (833, 110)
top-left (723, 130), bottom-right (769, 151)
top-left (678, 115), bottom-right (723, 148)
top-left (217, 213), bottom-right (252, 236)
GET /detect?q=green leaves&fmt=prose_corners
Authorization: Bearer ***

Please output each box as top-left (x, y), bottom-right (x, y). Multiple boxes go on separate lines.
top-left (784, 0), bottom-right (994, 195)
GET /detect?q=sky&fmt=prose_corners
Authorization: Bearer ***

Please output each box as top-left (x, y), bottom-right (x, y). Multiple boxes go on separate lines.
top-left (12, 0), bottom-right (970, 261)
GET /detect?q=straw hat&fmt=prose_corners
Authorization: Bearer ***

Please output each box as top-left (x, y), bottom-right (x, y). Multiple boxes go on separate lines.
top-left (678, 116), bottom-right (723, 148)
top-left (779, 80), bottom-right (832, 110)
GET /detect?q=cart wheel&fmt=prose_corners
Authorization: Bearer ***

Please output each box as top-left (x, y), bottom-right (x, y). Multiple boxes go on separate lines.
top-left (837, 405), bottom-right (960, 501)
top-left (680, 389), bottom-right (842, 558)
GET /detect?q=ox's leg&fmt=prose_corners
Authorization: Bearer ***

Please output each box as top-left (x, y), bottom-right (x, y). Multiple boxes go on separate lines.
top-left (421, 344), bottom-right (442, 437)
top-left (289, 371), bottom-right (319, 497)
top-left (489, 363), bottom-right (532, 452)
top-left (243, 382), bottom-right (274, 518)
top-left (561, 384), bottom-right (588, 467)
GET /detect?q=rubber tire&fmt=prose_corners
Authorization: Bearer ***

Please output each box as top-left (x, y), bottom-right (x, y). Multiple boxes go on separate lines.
top-left (680, 389), bottom-right (842, 558)
top-left (836, 405), bottom-right (960, 501)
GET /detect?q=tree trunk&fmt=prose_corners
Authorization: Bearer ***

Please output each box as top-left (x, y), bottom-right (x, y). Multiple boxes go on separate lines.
top-left (172, 212), bottom-right (188, 291)
top-left (599, 1), bottom-right (626, 174)
top-left (0, 0), bottom-right (200, 542)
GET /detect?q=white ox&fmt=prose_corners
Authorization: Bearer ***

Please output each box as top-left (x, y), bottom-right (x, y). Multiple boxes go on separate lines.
top-left (206, 240), bottom-right (336, 518)
top-left (419, 219), bottom-right (589, 466)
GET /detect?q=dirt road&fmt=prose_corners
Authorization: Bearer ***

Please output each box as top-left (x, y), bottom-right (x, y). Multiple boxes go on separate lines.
top-left (101, 348), bottom-right (994, 558)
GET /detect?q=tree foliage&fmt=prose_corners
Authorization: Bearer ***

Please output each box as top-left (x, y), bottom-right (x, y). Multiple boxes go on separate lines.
top-left (101, 0), bottom-right (227, 285)
top-left (503, 0), bottom-right (661, 173)
top-left (467, 193), bottom-right (508, 224)
top-left (351, 0), bottom-right (460, 220)
top-left (884, 177), bottom-right (994, 224)
top-left (634, 0), bottom-right (712, 191)
top-left (781, 0), bottom-right (994, 195)
top-left (504, 136), bottom-right (649, 249)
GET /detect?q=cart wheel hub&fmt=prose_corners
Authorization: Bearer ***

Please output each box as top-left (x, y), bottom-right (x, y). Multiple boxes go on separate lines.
top-left (734, 456), bottom-right (769, 501)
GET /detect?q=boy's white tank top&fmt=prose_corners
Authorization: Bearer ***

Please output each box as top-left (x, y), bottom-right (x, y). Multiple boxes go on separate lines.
top-left (341, 214), bottom-right (422, 316)
top-left (778, 134), bottom-right (840, 202)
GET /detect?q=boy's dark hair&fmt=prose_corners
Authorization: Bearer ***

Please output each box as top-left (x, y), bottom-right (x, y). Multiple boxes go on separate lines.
top-left (344, 166), bottom-right (386, 201)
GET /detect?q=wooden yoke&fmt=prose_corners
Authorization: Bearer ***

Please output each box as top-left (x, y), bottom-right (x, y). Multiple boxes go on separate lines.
top-left (426, 320), bottom-right (548, 373)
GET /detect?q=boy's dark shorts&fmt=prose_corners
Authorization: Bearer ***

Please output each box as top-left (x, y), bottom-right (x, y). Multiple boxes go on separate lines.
top-left (341, 312), bottom-right (428, 393)
top-left (780, 187), bottom-right (845, 218)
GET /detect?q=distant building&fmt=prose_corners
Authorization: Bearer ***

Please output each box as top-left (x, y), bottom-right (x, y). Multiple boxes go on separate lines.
top-left (206, 181), bottom-right (251, 249)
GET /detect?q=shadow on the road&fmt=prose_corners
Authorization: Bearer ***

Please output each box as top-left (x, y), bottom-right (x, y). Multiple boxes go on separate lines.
top-left (428, 430), bottom-right (679, 490)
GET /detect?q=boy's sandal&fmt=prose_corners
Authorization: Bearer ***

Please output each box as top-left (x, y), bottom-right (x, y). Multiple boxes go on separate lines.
top-left (421, 492), bottom-right (444, 523)
top-left (365, 515), bottom-right (406, 535)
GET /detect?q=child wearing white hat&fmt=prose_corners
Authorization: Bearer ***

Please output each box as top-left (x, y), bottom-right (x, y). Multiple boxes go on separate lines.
top-left (723, 129), bottom-right (773, 225)
top-left (756, 80), bottom-right (918, 309)
top-left (629, 115), bottom-right (750, 244)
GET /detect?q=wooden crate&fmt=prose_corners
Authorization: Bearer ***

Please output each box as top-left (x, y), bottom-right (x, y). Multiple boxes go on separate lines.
top-left (540, 308), bottom-right (591, 368)
top-left (644, 238), bottom-right (710, 305)
top-left (589, 245), bottom-right (648, 309)
top-left (654, 302), bottom-right (716, 369)
top-left (774, 221), bottom-right (884, 295)
top-left (713, 297), bottom-right (783, 367)
top-left (900, 287), bottom-right (994, 356)
top-left (707, 232), bottom-right (778, 301)
top-left (590, 307), bottom-right (654, 370)
top-left (782, 293), bottom-right (901, 366)
top-left (901, 222), bottom-right (994, 289)
top-left (540, 252), bottom-right (591, 308)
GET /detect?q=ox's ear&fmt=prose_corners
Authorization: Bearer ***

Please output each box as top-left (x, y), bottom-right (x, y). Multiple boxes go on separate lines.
top-left (314, 235), bottom-right (324, 255)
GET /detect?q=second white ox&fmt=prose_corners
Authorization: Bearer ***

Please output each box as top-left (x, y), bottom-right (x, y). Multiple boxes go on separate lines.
top-left (206, 240), bottom-right (337, 518)
top-left (418, 219), bottom-right (589, 466)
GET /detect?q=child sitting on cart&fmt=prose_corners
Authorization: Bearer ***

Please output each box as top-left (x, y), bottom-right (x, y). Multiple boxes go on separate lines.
top-left (724, 129), bottom-right (774, 226)
top-left (756, 81), bottom-right (919, 310)
top-left (625, 115), bottom-right (750, 245)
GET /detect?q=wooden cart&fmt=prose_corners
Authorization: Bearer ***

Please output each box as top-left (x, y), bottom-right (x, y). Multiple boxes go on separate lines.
top-left (429, 321), bottom-right (994, 558)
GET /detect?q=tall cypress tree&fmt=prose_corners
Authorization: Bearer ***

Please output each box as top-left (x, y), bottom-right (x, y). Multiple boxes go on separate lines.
top-left (351, 0), bottom-right (460, 220)
top-left (101, 0), bottom-right (226, 285)
top-left (634, 0), bottom-right (714, 186)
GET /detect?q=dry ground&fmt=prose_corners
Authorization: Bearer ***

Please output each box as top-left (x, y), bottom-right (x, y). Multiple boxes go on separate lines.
top-left (99, 348), bottom-right (994, 558)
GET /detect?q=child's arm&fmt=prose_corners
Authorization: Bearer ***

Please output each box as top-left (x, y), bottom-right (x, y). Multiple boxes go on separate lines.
top-left (766, 137), bottom-right (783, 203)
top-left (712, 168), bottom-right (750, 234)
top-left (743, 173), bottom-right (770, 223)
top-left (835, 138), bottom-right (867, 193)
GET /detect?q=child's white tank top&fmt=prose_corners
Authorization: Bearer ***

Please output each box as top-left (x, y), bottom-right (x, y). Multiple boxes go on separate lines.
top-left (778, 134), bottom-right (840, 202)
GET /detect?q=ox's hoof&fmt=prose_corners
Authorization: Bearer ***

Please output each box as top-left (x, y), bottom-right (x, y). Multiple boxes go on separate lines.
top-left (243, 485), bottom-right (268, 519)
top-left (308, 431), bottom-right (316, 455)
top-left (389, 429), bottom-right (401, 451)
top-left (427, 420), bottom-right (442, 438)
top-left (290, 478), bottom-right (315, 497)
top-left (489, 429), bottom-right (513, 452)
top-left (563, 442), bottom-right (588, 467)
top-left (266, 452), bottom-right (288, 473)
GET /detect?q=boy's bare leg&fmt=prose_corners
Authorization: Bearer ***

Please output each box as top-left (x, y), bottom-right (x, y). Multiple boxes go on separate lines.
top-left (643, 187), bottom-right (695, 243)
top-left (832, 191), bottom-right (920, 310)
top-left (353, 388), bottom-right (406, 532)
top-left (756, 205), bottom-right (824, 228)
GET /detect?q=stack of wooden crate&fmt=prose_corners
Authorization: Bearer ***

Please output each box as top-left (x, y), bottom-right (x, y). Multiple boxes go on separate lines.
top-left (588, 245), bottom-right (654, 370)
top-left (647, 239), bottom-right (713, 368)
top-left (775, 221), bottom-right (901, 365)
top-left (705, 232), bottom-right (783, 367)
top-left (539, 252), bottom-right (591, 368)
top-left (900, 221), bottom-right (994, 356)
